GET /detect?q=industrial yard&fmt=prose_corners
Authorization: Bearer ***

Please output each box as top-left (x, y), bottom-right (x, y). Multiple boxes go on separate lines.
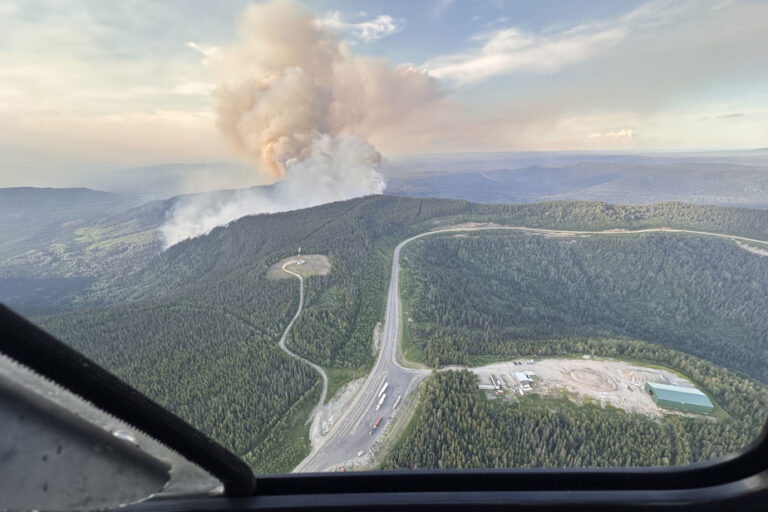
top-left (471, 358), bottom-right (709, 417)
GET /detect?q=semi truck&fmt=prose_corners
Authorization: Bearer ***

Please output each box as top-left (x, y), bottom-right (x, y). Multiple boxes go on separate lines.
top-left (375, 393), bottom-right (387, 411)
top-left (392, 395), bottom-right (402, 410)
top-left (369, 416), bottom-right (383, 435)
top-left (378, 382), bottom-right (389, 397)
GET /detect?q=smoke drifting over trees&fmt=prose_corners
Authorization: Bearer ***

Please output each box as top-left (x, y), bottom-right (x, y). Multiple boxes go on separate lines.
top-left (162, 0), bottom-right (442, 247)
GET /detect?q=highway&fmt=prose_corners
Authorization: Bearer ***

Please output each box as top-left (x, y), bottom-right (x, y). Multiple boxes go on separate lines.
top-left (293, 233), bottom-right (431, 472)
top-left (292, 225), bottom-right (768, 472)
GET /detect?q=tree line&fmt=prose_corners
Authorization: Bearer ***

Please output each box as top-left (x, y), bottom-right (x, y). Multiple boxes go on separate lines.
top-left (401, 231), bottom-right (768, 382)
top-left (383, 370), bottom-right (765, 471)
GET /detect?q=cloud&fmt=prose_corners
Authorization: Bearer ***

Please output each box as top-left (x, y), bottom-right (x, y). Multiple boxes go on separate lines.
top-left (2, 0), bottom-right (767, 185)
top-left (185, 41), bottom-right (217, 58)
top-left (588, 130), bottom-right (638, 140)
top-left (0, 3), bottom-right (217, 118)
top-left (423, 0), bottom-right (698, 85)
top-left (172, 80), bottom-right (215, 96)
top-left (320, 11), bottom-right (403, 43)
top-left (712, 0), bottom-right (737, 9)
top-left (413, 0), bottom-right (768, 152)
top-left (426, 25), bottom-right (626, 84)
top-left (185, 41), bottom-right (219, 66)
top-left (0, 0), bottom-right (17, 18)
top-left (429, 0), bottom-right (456, 20)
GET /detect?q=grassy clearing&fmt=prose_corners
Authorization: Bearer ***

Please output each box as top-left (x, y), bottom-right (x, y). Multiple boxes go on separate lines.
top-left (398, 284), bottom-right (428, 368)
top-left (73, 221), bottom-right (158, 252)
top-left (266, 254), bottom-right (331, 279)
top-left (324, 366), bottom-right (370, 404)
top-left (73, 226), bottom-right (107, 246)
top-left (398, 250), bottom-right (426, 366)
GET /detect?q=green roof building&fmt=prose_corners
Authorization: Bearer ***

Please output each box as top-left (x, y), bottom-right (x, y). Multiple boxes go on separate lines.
top-left (645, 382), bottom-right (714, 414)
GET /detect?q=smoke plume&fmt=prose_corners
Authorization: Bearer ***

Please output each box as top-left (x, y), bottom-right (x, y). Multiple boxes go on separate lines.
top-left (161, 0), bottom-right (442, 247)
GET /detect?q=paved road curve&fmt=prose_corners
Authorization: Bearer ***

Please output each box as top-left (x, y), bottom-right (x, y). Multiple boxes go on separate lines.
top-left (293, 225), bottom-right (768, 472)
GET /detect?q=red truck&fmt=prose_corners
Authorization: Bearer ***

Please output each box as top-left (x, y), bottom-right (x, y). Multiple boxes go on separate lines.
top-left (369, 416), bottom-right (383, 435)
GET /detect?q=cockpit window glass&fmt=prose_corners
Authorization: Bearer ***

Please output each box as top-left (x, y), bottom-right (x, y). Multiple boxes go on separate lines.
top-left (1, 0), bottom-right (766, 483)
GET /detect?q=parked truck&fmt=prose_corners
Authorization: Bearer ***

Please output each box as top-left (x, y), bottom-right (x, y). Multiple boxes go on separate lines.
top-left (378, 382), bottom-right (389, 397)
top-left (392, 395), bottom-right (402, 410)
top-left (369, 416), bottom-right (383, 435)
top-left (375, 393), bottom-right (387, 411)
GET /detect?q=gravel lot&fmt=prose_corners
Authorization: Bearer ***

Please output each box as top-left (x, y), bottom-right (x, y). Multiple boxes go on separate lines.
top-left (472, 357), bottom-right (696, 417)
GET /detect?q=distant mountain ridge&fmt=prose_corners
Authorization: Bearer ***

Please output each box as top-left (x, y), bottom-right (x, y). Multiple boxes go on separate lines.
top-left (0, 186), bottom-right (128, 215)
top-left (385, 162), bottom-right (768, 208)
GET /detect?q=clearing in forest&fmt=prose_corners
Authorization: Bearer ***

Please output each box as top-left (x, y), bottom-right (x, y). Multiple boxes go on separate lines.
top-left (266, 254), bottom-right (332, 279)
top-left (472, 358), bottom-right (705, 418)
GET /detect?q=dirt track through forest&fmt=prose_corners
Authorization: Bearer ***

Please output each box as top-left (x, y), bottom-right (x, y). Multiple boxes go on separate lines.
top-left (278, 261), bottom-right (328, 421)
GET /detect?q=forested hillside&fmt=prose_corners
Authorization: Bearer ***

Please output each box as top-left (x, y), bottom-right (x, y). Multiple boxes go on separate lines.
top-left (0, 189), bottom-right (167, 314)
top-left (468, 201), bottom-right (768, 240)
top-left (384, 368), bottom-right (766, 470)
top-left (15, 195), bottom-right (768, 472)
top-left (4, 195), bottom-right (768, 312)
top-left (38, 197), bottom-right (471, 471)
top-left (400, 231), bottom-right (768, 382)
top-left (40, 274), bottom-right (317, 473)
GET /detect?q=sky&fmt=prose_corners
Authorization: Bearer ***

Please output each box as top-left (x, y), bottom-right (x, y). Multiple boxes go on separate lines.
top-left (1, 0), bottom-right (767, 187)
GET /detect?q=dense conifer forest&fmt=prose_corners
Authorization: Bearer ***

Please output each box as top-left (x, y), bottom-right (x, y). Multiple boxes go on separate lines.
top-left (389, 226), bottom-right (768, 471)
top-left (14, 195), bottom-right (766, 472)
top-left (400, 231), bottom-right (768, 382)
top-left (383, 369), bottom-right (765, 470)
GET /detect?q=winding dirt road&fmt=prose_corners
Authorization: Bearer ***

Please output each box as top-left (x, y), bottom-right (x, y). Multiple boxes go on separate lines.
top-left (279, 261), bottom-right (328, 420)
